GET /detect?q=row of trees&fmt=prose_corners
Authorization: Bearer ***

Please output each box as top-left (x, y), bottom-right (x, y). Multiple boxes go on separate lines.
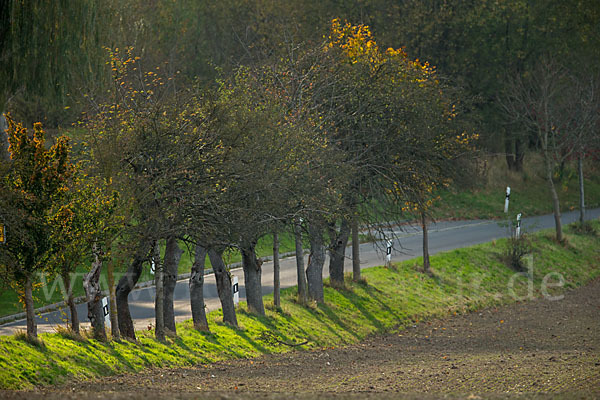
top-left (1, 1), bottom-right (596, 343)
top-left (1, 20), bottom-right (475, 341)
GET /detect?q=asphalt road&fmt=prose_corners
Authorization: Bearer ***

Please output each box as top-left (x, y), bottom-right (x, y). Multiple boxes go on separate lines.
top-left (1, 208), bottom-right (598, 335)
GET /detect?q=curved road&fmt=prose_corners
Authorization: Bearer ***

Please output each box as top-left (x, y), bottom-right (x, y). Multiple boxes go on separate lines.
top-left (1, 208), bottom-right (598, 335)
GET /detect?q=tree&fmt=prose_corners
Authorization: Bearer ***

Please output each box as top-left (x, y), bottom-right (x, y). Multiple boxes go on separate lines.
top-left (316, 19), bottom-right (469, 285)
top-left (0, 1), bottom-right (114, 126)
top-left (83, 244), bottom-right (107, 341)
top-left (47, 171), bottom-right (120, 335)
top-left (272, 232), bottom-right (281, 307)
top-left (293, 220), bottom-right (308, 304)
top-left (561, 70), bottom-right (600, 225)
top-left (0, 117), bottom-right (72, 339)
top-left (83, 49), bottom-right (215, 339)
top-left (189, 244), bottom-right (209, 331)
top-left (501, 58), bottom-right (594, 241)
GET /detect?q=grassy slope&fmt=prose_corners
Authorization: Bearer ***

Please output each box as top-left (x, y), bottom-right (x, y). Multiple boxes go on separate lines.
top-left (431, 155), bottom-right (600, 220)
top-left (0, 221), bottom-right (598, 390)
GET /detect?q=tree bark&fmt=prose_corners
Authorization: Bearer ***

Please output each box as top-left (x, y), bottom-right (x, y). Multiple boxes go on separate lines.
top-left (505, 135), bottom-right (515, 171)
top-left (106, 258), bottom-right (120, 340)
top-left (543, 151), bottom-right (563, 242)
top-left (0, 112), bottom-right (9, 162)
top-left (163, 236), bottom-right (183, 334)
top-left (351, 215), bottom-right (360, 282)
top-left (421, 211), bottom-right (430, 273)
top-left (62, 271), bottom-right (79, 334)
top-left (189, 244), bottom-right (209, 331)
top-left (273, 232), bottom-right (281, 308)
top-left (207, 248), bottom-right (237, 327)
top-left (24, 275), bottom-right (37, 339)
top-left (294, 222), bottom-right (308, 304)
top-left (241, 240), bottom-right (265, 315)
top-left (514, 137), bottom-right (524, 172)
top-left (328, 218), bottom-right (350, 289)
top-left (306, 223), bottom-right (325, 303)
top-left (578, 155), bottom-right (585, 224)
top-left (153, 241), bottom-right (165, 341)
top-left (83, 249), bottom-right (106, 341)
top-left (116, 246), bottom-right (146, 341)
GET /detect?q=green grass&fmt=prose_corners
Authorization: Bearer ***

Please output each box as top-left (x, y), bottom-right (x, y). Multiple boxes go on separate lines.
top-left (431, 155), bottom-right (600, 221)
top-left (0, 221), bottom-right (598, 390)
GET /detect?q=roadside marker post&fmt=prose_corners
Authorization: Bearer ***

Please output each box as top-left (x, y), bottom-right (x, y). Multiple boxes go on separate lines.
top-left (504, 186), bottom-right (511, 213)
top-left (101, 296), bottom-right (111, 328)
top-left (516, 213), bottom-right (522, 239)
top-left (150, 258), bottom-right (156, 275)
top-left (232, 276), bottom-right (239, 306)
top-left (386, 240), bottom-right (392, 267)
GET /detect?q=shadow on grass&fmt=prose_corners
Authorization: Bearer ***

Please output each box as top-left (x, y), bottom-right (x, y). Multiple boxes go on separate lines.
top-left (314, 294), bottom-right (361, 341)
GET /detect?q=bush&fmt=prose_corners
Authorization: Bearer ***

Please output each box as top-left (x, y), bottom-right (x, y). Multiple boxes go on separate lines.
top-left (570, 221), bottom-right (598, 237)
top-left (503, 234), bottom-right (532, 272)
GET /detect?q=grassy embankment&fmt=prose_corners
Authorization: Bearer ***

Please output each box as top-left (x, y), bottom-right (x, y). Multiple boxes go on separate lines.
top-left (0, 221), bottom-right (598, 390)
top-left (431, 155), bottom-right (600, 220)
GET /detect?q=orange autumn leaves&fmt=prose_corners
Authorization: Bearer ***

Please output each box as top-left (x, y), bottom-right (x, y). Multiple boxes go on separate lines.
top-left (326, 18), bottom-right (434, 80)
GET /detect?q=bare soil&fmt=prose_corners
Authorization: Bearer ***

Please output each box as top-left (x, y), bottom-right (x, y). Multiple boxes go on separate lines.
top-left (3, 278), bottom-right (600, 399)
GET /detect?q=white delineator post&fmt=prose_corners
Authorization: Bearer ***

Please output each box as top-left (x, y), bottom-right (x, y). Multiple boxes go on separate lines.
top-left (101, 296), bottom-right (111, 328)
top-left (386, 240), bottom-right (392, 267)
top-left (504, 186), bottom-right (511, 213)
top-left (516, 213), bottom-right (522, 239)
top-left (232, 276), bottom-right (239, 306)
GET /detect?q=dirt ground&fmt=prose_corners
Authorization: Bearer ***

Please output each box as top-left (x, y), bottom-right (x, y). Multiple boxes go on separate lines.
top-left (3, 278), bottom-right (600, 400)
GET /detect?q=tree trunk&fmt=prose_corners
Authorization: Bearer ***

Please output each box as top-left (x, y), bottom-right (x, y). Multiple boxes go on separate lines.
top-left (421, 211), bottom-right (431, 273)
top-left (62, 271), bottom-right (79, 334)
top-left (578, 155), bottom-right (585, 224)
top-left (514, 137), bottom-right (524, 172)
top-left (273, 232), bottom-right (281, 308)
top-left (153, 241), bottom-right (165, 341)
top-left (0, 112), bottom-right (9, 162)
top-left (544, 152), bottom-right (563, 242)
top-left (294, 222), bottom-right (308, 304)
top-left (306, 223), bottom-right (325, 303)
top-left (189, 244), bottom-right (209, 331)
top-left (83, 249), bottom-right (106, 341)
top-left (24, 275), bottom-right (37, 339)
top-left (351, 215), bottom-right (360, 282)
top-left (106, 258), bottom-right (120, 340)
top-left (241, 240), bottom-right (265, 315)
top-left (116, 246), bottom-right (146, 341)
top-left (207, 248), bottom-right (237, 327)
top-left (505, 135), bottom-right (515, 171)
top-left (328, 218), bottom-right (350, 288)
top-left (163, 236), bottom-right (183, 334)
